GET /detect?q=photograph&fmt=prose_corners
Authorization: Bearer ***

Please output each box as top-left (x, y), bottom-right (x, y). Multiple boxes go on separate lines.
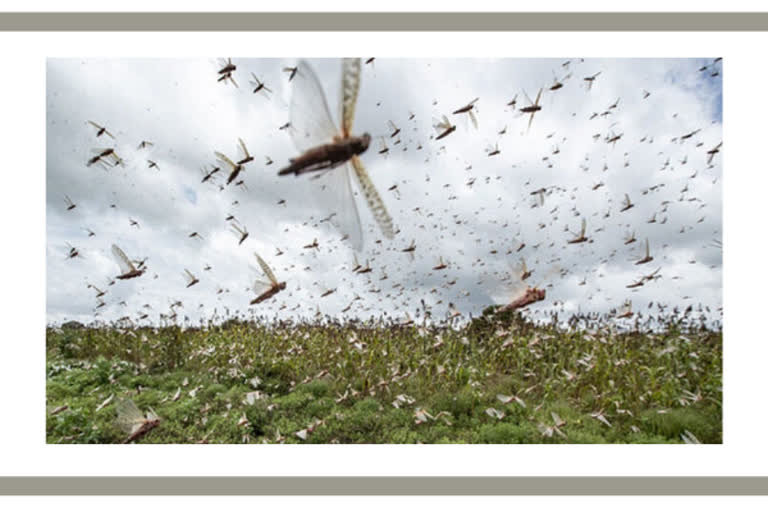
top-left (45, 57), bottom-right (722, 444)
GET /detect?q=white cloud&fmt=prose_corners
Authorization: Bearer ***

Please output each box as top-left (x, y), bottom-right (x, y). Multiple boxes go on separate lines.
top-left (46, 57), bottom-right (722, 326)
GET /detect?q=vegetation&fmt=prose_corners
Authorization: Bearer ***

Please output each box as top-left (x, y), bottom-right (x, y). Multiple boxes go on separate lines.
top-left (46, 311), bottom-right (722, 444)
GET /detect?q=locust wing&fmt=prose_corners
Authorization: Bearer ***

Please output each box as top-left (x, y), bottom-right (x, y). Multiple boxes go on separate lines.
top-left (522, 89), bottom-right (534, 107)
top-left (216, 58), bottom-right (233, 72)
top-left (493, 272), bottom-right (528, 306)
top-left (238, 138), bottom-right (251, 159)
top-left (88, 120), bottom-right (115, 139)
top-left (214, 151), bottom-right (237, 170)
top-left (433, 115), bottom-right (454, 135)
top-left (289, 60), bottom-right (339, 153)
top-left (469, 109), bottom-right (478, 129)
top-left (111, 244), bottom-right (136, 274)
top-left (526, 112), bottom-right (536, 133)
top-left (251, 279), bottom-right (273, 297)
top-left (254, 252), bottom-right (279, 286)
top-left (115, 398), bottom-right (145, 435)
top-left (316, 161), bottom-right (364, 251)
top-left (351, 155), bottom-right (394, 242)
top-left (340, 58), bottom-right (362, 138)
top-left (432, 117), bottom-right (444, 133)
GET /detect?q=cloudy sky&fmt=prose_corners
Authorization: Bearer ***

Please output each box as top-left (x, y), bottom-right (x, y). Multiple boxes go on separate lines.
top-left (46, 57), bottom-right (722, 326)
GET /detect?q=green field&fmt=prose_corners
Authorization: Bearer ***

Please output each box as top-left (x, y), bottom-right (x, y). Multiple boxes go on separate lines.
top-left (46, 310), bottom-right (722, 444)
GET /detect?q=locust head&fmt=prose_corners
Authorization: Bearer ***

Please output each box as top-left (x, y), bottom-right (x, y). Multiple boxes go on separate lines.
top-left (355, 133), bottom-right (372, 153)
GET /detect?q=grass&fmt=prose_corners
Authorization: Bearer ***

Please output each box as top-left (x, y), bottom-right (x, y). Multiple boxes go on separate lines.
top-left (46, 309), bottom-right (722, 444)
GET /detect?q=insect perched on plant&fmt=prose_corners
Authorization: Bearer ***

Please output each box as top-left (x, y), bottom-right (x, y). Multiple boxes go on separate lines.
top-left (538, 411), bottom-right (567, 439)
top-left (115, 398), bottom-right (160, 444)
top-left (278, 58), bottom-right (394, 251)
top-left (250, 252), bottom-right (287, 305)
top-left (111, 244), bottom-right (146, 280)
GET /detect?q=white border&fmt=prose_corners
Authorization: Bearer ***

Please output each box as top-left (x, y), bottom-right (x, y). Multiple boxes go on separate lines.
top-left (1, 29), bottom-right (761, 477)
